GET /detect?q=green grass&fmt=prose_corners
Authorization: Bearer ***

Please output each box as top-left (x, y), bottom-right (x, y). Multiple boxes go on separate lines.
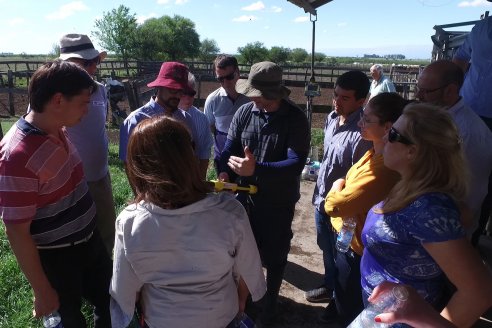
top-left (0, 127), bottom-right (324, 327)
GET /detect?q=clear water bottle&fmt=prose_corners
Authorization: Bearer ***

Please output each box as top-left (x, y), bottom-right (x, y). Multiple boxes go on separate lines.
top-left (234, 313), bottom-right (256, 328)
top-left (335, 217), bottom-right (356, 253)
top-left (347, 286), bottom-right (409, 328)
top-left (43, 311), bottom-right (63, 328)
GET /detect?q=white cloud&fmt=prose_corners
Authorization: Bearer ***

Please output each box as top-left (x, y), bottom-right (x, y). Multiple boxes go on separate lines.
top-left (157, 0), bottom-right (171, 4)
top-left (137, 13), bottom-right (157, 24)
top-left (271, 6), bottom-right (282, 13)
top-left (45, 1), bottom-right (89, 20)
top-left (7, 18), bottom-right (25, 26)
top-left (232, 15), bottom-right (258, 22)
top-left (175, 0), bottom-right (189, 4)
top-left (458, 0), bottom-right (491, 7)
top-left (242, 1), bottom-right (265, 11)
top-left (294, 16), bottom-right (309, 23)
top-left (337, 22), bottom-right (348, 27)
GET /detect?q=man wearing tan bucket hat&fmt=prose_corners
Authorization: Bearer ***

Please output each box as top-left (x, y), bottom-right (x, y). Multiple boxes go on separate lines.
top-left (219, 61), bottom-right (310, 326)
top-left (59, 33), bottom-right (117, 257)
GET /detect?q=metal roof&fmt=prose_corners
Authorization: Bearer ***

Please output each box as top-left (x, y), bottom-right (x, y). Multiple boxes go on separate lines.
top-left (286, 0), bottom-right (334, 15)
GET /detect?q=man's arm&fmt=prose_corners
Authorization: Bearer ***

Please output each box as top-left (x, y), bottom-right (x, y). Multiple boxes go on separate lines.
top-left (5, 222), bottom-right (59, 317)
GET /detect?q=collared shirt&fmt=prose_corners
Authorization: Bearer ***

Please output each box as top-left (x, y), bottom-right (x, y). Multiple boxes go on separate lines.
top-left (110, 193), bottom-right (266, 328)
top-left (369, 75), bottom-right (396, 100)
top-left (66, 81), bottom-right (109, 181)
top-left (448, 98), bottom-right (492, 224)
top-left (312, 108), bottom-right (373, 211)
top-left (0, 118), bottom-right (95, 246)
top-left (454, 16), bottom-right (492, 118)
top-left (223, 99), bottom-right (310, 205)
top-left (204, 87), bottom-right (250, 159)
top-left (182, 106), bottom-right (213, 160)
top-left (119, 97), bottom-right (197, 161)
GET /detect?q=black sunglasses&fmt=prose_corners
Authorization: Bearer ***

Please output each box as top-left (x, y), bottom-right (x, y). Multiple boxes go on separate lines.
top-left (388, 127), bottom-right (413, 145)
top-left (83, 57), bottom-right (100, 67)
top-left (216, 72), bottom-right (235, 83)
top-left (183, 90), bottom-right (196, 97)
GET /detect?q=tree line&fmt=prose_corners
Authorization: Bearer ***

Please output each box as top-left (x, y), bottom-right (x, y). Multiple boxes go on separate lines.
top-left (90, 5), bottom-right (338, 66)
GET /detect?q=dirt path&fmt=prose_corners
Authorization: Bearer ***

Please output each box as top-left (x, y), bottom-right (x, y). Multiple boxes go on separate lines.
top-left (265, 180), bottom-right (341, 328)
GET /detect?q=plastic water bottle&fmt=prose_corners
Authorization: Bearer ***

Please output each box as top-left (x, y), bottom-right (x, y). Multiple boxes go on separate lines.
top-left (234, 313), bottom-right (256, 328)
top-left (347, 286), bottom-right (409, 328)
top-left (43, 311), bottom-right (63, 328)
top-left (335, 217), bottom-right (356, 253)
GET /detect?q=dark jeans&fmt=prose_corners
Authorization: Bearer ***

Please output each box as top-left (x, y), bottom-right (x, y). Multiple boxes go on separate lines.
top-left (39, 230), bottom-right (112, 328)
top-left (314, 208), bottom-right (336, 289)
top-left (248, 202), bottom-right (296, 313)
top-left (332, 238), bottom-right (364, 327)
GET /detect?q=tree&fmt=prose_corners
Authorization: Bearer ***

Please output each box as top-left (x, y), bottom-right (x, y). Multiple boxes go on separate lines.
top-left (313, 52), bottom-right (327, 63)
top-left (268, 46), bottom-right (291, 64)
top-left (49, 43), bottom-right (60, 58)
top-left (237, 42), bottom-right (269, 65)
top-left (290, 48), bottom-right (308, 63)
top-left (199, 39), bottom-right (220, 62)
top-left (134, 15), bottom-right (200, 61)
top-left (92, 5), bottom-right (138, 61)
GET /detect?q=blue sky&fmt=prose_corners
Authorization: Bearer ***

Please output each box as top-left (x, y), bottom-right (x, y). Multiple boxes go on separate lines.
top-left (1, 0), bottom-right (491, 59)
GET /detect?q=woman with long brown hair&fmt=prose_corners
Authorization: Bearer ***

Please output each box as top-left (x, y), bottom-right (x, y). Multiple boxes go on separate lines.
top-left (110, 116), bottom-right (265, 328)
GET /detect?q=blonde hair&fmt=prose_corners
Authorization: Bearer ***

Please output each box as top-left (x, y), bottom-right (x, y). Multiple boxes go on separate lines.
top-left (380, 103), bottom-right (468, 213)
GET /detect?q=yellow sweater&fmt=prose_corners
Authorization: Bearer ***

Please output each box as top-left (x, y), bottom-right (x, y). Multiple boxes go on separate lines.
top-left (324, 149), bottom-right (400, 255)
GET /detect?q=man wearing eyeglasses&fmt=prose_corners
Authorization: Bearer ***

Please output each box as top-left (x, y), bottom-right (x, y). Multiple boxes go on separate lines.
top-left (417, 60), bottom-right (492, 245)
top-left (179, 73), bottom-right (213, 179)
top-left (204, 55), bottom-right (250, 174)
top-left (59, 33), bottom-right (117, 256)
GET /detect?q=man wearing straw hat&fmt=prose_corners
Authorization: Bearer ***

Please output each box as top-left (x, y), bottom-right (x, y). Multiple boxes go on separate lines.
top-left (219, 61), bottom-right (310, 326)
top-left (59, 33), bottom-right (117, 256)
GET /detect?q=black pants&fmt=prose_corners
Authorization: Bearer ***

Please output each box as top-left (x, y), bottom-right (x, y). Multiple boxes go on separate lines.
top-left (248, 202), bottom-right (296, 313)
top-left (39, 230), bottom-right (112, 328)
top-left (332, 232), bottom-right (364, 327)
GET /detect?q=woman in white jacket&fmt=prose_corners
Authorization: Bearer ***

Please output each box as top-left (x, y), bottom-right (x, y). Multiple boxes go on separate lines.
top-left (110, 115), bottom-right (266, 328)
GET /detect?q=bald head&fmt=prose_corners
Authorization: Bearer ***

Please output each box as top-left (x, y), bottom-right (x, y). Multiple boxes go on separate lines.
top-left (416, 60), bottom-right (463, 107)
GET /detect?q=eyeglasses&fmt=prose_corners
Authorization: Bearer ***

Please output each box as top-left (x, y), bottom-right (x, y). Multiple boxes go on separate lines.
top-left (415, 84), bottom-right (448, 95)
top-left (183, 90), bottom-right (196, 97)
top-left (216, 71), bottom-right (235, 83)
top-left (359, 113), bottom-right (379, 127)
top-left (388, 127), bottom-right (413, 145)
top-left (83, 56), bottom-right (101, 67)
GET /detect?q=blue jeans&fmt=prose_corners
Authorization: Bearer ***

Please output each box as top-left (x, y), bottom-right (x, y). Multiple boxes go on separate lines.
top-left (315, 208), bottom-right (336, 289)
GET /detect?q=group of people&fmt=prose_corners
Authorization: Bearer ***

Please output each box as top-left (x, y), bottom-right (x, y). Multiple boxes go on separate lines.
top-left (0, 21), bottom-right (492, 328)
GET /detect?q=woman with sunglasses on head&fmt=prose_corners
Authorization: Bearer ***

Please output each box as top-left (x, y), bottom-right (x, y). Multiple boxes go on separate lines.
top-left (320, 93), bottom-right (407, 325)
top-left (360, 103), bottom-right (492, 327)
top-left (109, 116), bottom-right (266, 328)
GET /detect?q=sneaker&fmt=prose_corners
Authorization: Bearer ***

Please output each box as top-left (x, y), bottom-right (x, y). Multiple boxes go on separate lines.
top-left (305, 285), bottom-right (333, 303)
top-left (318, 301), bottom-right (339, 324)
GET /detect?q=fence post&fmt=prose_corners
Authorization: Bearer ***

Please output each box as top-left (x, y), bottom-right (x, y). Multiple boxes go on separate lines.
top-left (7, 70), bottom-right (15, 116)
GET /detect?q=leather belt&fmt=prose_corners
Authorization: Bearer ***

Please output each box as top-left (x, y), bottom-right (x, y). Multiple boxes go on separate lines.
top-left (37, 231), bottom-right (94, 250)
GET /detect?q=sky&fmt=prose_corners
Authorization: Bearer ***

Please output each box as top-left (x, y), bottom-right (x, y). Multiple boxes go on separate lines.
top-left (1, 0), bottom-right (491, 59)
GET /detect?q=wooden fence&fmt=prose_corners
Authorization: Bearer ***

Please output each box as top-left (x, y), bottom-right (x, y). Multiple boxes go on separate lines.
top-left (0, 60), bottom-right (420, 116)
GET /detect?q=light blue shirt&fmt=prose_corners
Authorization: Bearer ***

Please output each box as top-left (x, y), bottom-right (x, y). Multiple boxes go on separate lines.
top-left (312, 108), bottom-right (373, 210)
top-left (454, 16), bottom-right (492, 118)
top-left (204, 87), bottom-right (250, 159)
top-left (183, 106), bottom-right (213, 160)
top-left (448, 98), bottom-right (492, 231)
top-left (369, 75), bottom-right (396, 100)
top-left (66, 81), bottom-right (109, 181)
top-left (119, 97), bottom-right (196, 161)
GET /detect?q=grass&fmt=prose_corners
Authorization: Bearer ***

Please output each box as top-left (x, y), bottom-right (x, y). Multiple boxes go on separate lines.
top-left (0, 126), bottom-right (324, 327)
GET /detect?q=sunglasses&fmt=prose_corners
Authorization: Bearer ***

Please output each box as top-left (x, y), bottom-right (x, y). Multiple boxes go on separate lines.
top-left (183, 90), bottom-right (196, 97)
top-left (83, 57), bottom-right (100, 67)
top-left (216, 72), bottom-right (235, 83)
top-left (388, 127), bottom-right (413, 145)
